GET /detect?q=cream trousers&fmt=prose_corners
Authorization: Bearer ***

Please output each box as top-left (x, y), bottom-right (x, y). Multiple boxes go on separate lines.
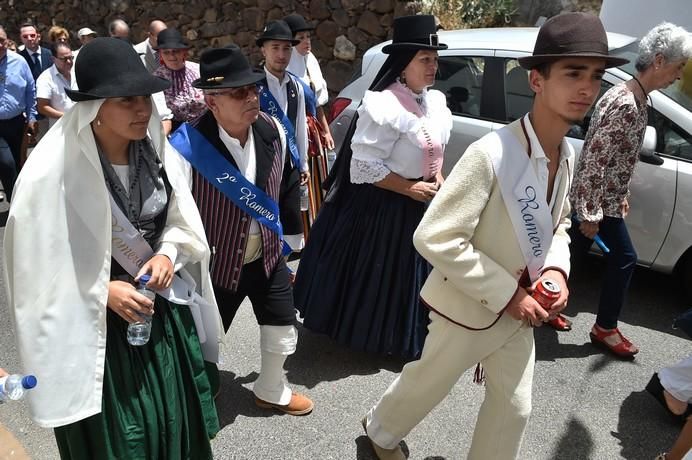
top-left (366, 310), bottom-right (535, 460)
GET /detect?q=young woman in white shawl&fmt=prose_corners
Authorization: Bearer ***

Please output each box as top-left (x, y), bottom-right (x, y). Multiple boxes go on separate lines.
top-left (3, 37), bottom-right (223, 459)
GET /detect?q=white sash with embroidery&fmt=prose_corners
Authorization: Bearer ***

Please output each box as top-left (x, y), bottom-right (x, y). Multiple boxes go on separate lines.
top-left (109, 194), bottom-right (211, 344)
top-left (488, 125), bottom-right (554, 283)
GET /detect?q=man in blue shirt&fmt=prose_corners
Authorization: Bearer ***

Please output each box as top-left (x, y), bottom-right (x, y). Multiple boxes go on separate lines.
top-left (0, 25), bottom-right (37, 201)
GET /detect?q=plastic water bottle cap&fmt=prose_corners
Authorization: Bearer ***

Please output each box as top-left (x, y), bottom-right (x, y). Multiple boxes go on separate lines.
top-left (139, 274), bottom-right (151, 284)
top-left (22, 375), bottom-right (37, 389)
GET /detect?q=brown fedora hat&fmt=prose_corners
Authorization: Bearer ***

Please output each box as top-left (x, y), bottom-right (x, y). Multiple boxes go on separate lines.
top-left (518, 12), bottom-right (629, 70)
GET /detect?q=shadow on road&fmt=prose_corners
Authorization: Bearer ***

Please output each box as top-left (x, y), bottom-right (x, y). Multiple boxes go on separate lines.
top-left (613, 390), bottom-right (680, 459)
top-left (547, 417), bottom-right (594, 459)
top-left (215, 370), bottom-right (273, 429)
top-left (284, 323), bottom-right (408, 388)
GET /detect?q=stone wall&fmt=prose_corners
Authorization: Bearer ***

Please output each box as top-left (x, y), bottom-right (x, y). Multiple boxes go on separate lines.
top-left (1, 0), bottom-right (599, 96)
top-left (0, 0), bottom-right (421, 95)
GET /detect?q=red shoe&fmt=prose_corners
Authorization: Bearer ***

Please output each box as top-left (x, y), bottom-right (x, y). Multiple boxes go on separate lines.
top-left (547, 314), bottom-right (572, 331)
top-left (589, 325), bottom-right (639, 359)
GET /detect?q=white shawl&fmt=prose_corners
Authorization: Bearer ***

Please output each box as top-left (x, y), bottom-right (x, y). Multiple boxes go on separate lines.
top-left (3, 100), bottom-right (224, 428)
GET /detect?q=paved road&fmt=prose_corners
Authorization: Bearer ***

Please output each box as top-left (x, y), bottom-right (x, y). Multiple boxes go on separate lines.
top-left (0, 198), bottom-right (688, 459)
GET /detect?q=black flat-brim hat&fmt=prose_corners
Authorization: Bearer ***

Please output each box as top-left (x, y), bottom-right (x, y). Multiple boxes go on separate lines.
top-left (66, 37), bottom-right (170, 102)
top-left (155, 28), bottom-right (189, 50)
top-left (283, 14), bottom-right (314, 34)
top-left (518, 12), bottom-right (629, 70)
top-left (256, 20), bottom-right (300, 47)
top-left (192, 44), bottom-right (265, 90)
top-left (382, 15), bottom-right (448, 54)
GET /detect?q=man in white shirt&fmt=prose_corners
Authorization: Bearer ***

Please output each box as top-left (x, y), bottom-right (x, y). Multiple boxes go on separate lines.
top-left (134, 20), bottom-right (167, 73)
top-left (36, 42), bottom-right (78, 128)
top-left (256, 20), bottom-right (309, 252)
top-left (168, 45), bottom-right (314, 417)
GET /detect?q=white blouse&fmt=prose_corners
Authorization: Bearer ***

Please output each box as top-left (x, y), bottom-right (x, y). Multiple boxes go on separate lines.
top-left (350, 86), bottom-right (452, 184)
top-left (287, 49), bottom-right (329, 107)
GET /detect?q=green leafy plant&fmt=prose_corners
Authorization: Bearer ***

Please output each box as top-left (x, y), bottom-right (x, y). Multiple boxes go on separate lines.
top-left (419, 0), bottom-right (517, 30)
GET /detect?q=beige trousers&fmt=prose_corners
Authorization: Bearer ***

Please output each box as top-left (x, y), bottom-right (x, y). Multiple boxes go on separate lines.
top-left (365, 310), bottom-right (535, 460)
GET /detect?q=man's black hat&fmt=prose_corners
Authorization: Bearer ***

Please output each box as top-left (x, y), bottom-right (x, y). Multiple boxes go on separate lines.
top-left (66, 37), bottom-right (170, 102)
top-left (192, 44), bottom-right (265, 90)
top-left (283, 14), bottom-right (314, 35)
top-left (256, 20), bottom-right (300, 47)
top-left (518, 12), bottom-right (629, 70)
top-left (155, 28), bottom-right (189, 50)
top-left (382, 15), bottom-right (448, 54)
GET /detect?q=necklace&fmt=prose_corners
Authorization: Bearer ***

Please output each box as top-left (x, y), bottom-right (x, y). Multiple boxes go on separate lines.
top-left (632, 76), bottom-right (651, 107)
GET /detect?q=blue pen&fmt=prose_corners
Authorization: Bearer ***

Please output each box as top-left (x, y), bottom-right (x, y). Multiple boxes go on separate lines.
top-left (572, 215), bottom-right (610, 253)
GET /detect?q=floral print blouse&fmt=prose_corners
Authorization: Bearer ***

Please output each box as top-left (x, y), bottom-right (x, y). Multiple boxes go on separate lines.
top-left (570, 82), bottom-right (648, 222)
top-left (153, 61), bottom-right (207, 124)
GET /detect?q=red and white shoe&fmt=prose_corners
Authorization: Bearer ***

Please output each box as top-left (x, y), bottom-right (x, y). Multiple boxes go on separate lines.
top-left (589, 324), bottom-right (639, 359)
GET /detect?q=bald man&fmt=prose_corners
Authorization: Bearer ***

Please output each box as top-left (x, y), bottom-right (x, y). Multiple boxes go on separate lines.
top-left (108, 19), bottom-right (130, 41)
top-left (134, 19), bottom-right (167, 73)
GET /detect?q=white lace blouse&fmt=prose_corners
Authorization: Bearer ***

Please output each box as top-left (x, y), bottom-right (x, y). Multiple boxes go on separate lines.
top-left (350, 86), bottom-right (452, 184)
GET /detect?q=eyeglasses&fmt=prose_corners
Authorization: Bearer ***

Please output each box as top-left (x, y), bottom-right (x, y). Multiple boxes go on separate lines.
top-left (208, 85), bottom-right (259, 100)
top-left (55, 55), bottom-right (74, 62)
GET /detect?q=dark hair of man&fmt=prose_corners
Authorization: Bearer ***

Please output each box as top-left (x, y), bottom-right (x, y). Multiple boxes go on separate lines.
top-left (534, 61), bottom-right (552, 78)
top-left (19, 22), bottom-right (37, 33)
top-left (50, 41), bottom-right (71, 57)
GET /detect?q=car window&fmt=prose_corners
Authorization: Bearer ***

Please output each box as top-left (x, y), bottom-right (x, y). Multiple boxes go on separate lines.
top-left (502, 59), bottom-right (614, 139)
top-left (649, 107), bottom-right (692, 161)
top-left (433, 56), bottom-right (485, 118)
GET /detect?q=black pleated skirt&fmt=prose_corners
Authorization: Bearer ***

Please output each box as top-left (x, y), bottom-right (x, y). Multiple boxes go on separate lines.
top-left (293, 183), bottom-right (431, 359)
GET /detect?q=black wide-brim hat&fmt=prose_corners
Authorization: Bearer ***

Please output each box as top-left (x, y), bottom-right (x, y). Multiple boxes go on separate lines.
top-left (155, 28), bottom-right (189, 50)
top-left (66, 37), bottom-right (170, 102)
top-left (518, 12), bottom-right (629, 70)
top-left (192, 44), bottom-right (265, 90)
top-left (256, 20), bottom-right (300, 47)
top-left (283, 14), bottom-right (314, 35)
top-left (382, 15), bottom-right (448, 54)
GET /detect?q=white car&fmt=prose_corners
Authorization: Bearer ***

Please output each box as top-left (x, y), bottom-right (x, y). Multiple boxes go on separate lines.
top-left (329, 27), bottom-right (692, 297)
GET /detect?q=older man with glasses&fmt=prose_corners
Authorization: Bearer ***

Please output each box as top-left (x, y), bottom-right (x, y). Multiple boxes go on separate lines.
top-left (167, 45), bottom-right (314, 417)
top-left (36, 41), bottom-right (78, 128)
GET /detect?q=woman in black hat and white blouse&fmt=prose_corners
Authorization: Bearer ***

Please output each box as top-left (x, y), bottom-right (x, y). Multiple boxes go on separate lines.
top-left (293, 15), bottom-right (452, 359)
top-left (152, 28), bottom-right (206, 132)
top-left (4, 37), bottom-right (222, 459)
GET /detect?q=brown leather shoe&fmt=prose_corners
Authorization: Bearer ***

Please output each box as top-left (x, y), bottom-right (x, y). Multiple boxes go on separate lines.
top-left (255, 392), bottom-right (314, 416)
top-left (361, 417), bottom-right (406, 460)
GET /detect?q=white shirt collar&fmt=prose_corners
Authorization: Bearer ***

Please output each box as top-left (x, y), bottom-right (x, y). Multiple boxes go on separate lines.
top-left (264, 67), bottom-right (290, 87)
top-left (521, 113), bottom-right (571, 164)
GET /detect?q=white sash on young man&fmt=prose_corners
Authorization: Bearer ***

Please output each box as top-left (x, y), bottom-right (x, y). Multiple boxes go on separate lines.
top-left (109, 194), bottom-right (210, 343)
top-left (488, 125), bottom-right (554, 283)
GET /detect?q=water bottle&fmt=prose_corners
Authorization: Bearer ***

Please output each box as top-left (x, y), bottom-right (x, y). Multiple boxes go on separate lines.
top-left (326, 148), bottom-right (337, 172)
top-left (300, 184), bottom-right (309, 211)
top-left (0, 374), bottom-right (37, 403)
top-left (127, 274), bottom-right (155, 346)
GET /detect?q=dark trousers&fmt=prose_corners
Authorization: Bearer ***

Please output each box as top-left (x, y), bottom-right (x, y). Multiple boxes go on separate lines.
top-left (213, 257), bottom-right (295, 331)
top-left (279, 161), bottom-right (302, 236)
top-left (569, 216), bottom-right (637, 329)
top-left (0, 115), bottom-right (25, 199)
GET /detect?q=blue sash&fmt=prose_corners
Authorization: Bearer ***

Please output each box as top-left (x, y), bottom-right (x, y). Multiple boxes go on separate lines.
top-left (258, 79), bottom-right (301, 171)
top-left (287, 71), bottom-right (317, 117)
top-left (169, 123), bottom-right (291, 254)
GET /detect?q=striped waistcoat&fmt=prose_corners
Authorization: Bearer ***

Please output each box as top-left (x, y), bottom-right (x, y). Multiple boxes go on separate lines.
top-left (191, 111), bottom-right (285, 292)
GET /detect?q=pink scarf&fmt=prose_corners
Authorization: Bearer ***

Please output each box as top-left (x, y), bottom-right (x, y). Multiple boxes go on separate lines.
top-left (387, 81), bottom-right (443, 180)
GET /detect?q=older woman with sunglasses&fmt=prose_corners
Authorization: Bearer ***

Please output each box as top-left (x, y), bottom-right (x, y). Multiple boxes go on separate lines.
top-left (152, 28), bottom-right (206, 132)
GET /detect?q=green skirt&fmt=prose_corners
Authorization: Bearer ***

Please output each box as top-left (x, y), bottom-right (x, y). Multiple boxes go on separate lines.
top-left (54, 297), bottom-right (220, 460)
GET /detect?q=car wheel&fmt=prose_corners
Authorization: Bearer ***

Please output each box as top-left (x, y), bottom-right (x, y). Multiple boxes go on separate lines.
top-left (680, 254), bottom-right (692, 303)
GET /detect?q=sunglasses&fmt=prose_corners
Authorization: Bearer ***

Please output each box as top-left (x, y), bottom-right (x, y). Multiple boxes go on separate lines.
top-left (55, 55), bottom-right (74, 62)
top-left (208, 85), bottom-right (259, 100)
top-left (22, 34), bottom-right (37, 39)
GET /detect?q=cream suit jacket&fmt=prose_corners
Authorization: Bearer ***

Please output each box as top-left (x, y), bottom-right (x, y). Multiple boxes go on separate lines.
top-left (414, 119), bottom-right (573, 329)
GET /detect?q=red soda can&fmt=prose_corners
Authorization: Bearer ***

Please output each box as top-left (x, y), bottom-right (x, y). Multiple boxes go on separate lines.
top-left (532, 278), bottom-right (560, 310)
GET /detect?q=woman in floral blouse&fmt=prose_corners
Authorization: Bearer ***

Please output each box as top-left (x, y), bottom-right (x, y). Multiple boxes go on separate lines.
top-left (152, 28), bottom-right (206, 131)
top-left (570, 22), bottom-right (692, 358)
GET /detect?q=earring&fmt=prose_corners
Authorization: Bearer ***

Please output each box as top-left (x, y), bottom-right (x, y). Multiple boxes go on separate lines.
top-left (400, 73), bottom-right (406, 85)
top-left (96, 118), bottom-right (101, 126)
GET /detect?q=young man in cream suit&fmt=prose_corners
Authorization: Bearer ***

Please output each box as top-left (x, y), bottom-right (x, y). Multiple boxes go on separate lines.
top-left (362, 13), bottom-right (629, 460)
